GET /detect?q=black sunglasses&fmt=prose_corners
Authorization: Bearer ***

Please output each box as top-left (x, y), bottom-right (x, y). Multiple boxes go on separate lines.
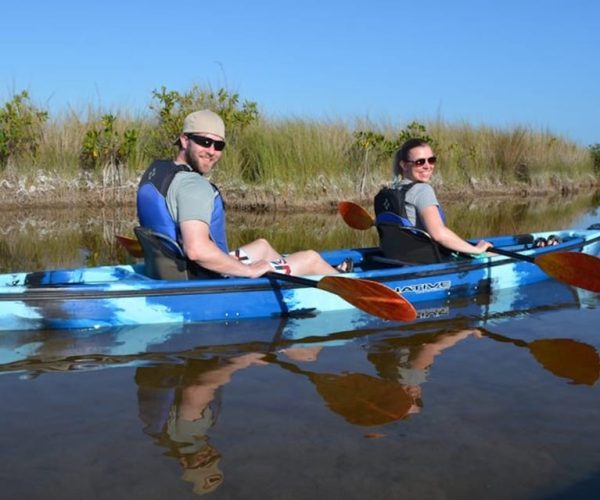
top-left (186, 134), bottom-right (226, 151)
top-left (406, 156), bottom-right (437, 166)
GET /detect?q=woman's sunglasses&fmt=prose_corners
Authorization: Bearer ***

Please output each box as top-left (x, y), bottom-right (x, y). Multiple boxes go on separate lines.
top-left (406, 156), bottom-right (437, 166)
top-left (186, 134), bottom-right (226, 151)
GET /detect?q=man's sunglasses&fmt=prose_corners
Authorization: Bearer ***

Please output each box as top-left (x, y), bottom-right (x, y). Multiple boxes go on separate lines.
top-left (186, 134), bottom-right (226, 151)
top-left (406, 156), bottom-right (437, 166)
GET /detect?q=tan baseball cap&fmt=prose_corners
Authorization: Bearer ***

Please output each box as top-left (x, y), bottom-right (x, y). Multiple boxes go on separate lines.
top-left (182, 110), bottom-right (225, 139)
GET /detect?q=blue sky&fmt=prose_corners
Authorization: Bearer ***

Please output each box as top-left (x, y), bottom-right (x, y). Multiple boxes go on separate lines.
top-left (2, 0), bottom-right (599, 146)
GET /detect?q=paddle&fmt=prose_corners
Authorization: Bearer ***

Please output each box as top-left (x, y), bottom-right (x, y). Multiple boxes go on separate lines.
top-left (266, 272), bottom-right (416, 322)
top-left (273, 358), bottom-right (414, 426)
top-left (115, 234), bottom-right (144, 258)
top-left (489, 247), bottom-right (600, 293)
top-left (338, 201), bottom-right (375, 230)
top-left (482, 328), bottom-right (600, 385)
top-left (116, 234), bottom-right (416, 321)
top-left (337, 201), bottom-right (600, 293)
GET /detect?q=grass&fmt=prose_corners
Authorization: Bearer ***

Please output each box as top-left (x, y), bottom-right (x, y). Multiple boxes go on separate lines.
top-left (1, 98), bottom-right (597, 209)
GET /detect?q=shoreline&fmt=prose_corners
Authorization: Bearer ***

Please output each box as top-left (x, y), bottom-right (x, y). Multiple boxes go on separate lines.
top-left (2, 182), bottom-right (597, 211)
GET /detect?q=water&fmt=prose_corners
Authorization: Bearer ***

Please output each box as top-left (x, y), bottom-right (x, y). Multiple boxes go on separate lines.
top-left (0, 196), bottom-right (599, 499)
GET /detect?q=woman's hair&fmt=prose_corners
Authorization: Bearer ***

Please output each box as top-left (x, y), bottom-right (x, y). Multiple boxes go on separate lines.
top-left (393, 138), bottom-right (430, 176)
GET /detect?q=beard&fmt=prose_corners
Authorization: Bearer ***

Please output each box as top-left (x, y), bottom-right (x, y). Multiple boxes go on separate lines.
top-left (184, 146), bottom-right (215, 174)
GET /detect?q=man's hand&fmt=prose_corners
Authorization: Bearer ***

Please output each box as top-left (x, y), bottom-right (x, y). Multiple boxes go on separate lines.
top-left (244, 260), bottom-right (274, 279)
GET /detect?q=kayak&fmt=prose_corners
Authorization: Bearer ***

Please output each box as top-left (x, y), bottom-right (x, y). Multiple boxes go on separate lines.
top-left (1, 228), bottom-right (599, 331)
top-left (0, 277), bottom-right (590, 375)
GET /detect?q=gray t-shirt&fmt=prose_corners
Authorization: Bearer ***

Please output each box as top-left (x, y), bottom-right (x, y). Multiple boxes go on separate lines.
top-left (166, 171), bottom-right (216, 225)
top-left (391, 179), bottom-right (439, 229)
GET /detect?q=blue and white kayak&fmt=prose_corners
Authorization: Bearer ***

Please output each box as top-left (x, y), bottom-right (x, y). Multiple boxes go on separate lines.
top-left (1, 228), bottom-right (599, 331)
top-left (0, 278), bottom-right (589, 375)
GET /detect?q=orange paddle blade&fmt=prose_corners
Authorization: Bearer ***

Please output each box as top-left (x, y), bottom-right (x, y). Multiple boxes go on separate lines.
top-left (309, 372), bottom-right (414, 426)
top-left (529, 338), bottom-right (600, 385)
top-left (535, 251), bottom-right (600, 293)
top-left (115, 234), bottom-right (144, 258)
top-left (338, 201), bottom-right (375, 230)
top-left (317, 276), bottom-right (417, 322)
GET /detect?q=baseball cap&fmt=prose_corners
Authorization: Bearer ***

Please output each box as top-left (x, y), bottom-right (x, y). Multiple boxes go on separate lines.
top-left (182, 110), bottom-right (225, 139)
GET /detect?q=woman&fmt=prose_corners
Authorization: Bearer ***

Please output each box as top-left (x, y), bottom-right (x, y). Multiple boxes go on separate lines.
top-left (377, 138), bottom-right (492, 256)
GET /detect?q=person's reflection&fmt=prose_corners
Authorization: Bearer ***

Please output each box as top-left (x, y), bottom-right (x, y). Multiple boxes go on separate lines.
top-left (272, 329), bottom-right (480, 426)
top-left (365, 328), bottom-right (482, 418)
top-left (135, 352), bottom-right (266, 495)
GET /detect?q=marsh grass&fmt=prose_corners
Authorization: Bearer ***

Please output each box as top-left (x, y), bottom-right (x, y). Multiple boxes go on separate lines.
top-left (431, 122), bottom-right (595, 192)
top-left (1, 103), bottom-right (597, 208)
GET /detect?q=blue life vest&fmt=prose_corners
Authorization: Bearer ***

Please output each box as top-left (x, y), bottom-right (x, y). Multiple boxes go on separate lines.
top-left (374, 182), bottom-right (445, 228)
top-left (137, 160), bottom-right (229, 253)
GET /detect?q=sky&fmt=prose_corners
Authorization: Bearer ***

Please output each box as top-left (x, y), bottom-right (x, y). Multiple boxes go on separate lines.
top-left (2, 0), bottom-right (599, 146)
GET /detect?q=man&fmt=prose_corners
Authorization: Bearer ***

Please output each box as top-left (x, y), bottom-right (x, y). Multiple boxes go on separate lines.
top-left (137, 110), bottom-right (349, 278)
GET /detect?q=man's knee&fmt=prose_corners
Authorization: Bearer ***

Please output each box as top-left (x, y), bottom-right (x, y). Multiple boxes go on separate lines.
top-left (254, 238), bottom-right (273, 251)
top-left (299, 249), bottom-right (321, 263)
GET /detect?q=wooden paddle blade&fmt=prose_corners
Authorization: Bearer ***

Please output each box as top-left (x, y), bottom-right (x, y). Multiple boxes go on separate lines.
top-left (529, 339), bottom-right (600, 385)
top-left (317, 276), bottom-right (417, 322)
top-left (535, 251), bottom-right (600, 293)
top-left (338, 201), bottom-right (375, 230)
top-left (309, 372), bottom-right (414, 426)
top-left (115, 234), bottom-right (144, 258)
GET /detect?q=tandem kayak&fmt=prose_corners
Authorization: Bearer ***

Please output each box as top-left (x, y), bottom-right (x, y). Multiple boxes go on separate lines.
top-left (1, 228), bottom-right (599, 331)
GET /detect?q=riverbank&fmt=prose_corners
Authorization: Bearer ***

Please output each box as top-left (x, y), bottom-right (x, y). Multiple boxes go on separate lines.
top-left (1, 168), bottom-right (597, 211)
top-left (2, 86), bottom-right (599, 211)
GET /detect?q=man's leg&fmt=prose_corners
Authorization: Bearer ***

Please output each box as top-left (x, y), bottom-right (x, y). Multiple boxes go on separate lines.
top-left (284, 250), bottom-right (338, 276)
top-left (235, 238), bottom-right (282, 261)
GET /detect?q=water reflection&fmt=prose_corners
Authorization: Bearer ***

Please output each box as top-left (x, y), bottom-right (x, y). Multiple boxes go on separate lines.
top-left (481, 329), bottom-right (600, 385)
top-left (135, 353), bottom-right (267, 495)
top-left (1, 286), bottom-right (598, 495)
top-left (275, 327), bottom-right (481, 425)
top-left (0, 190), bottom-right (598, 272)
top-left (1, 197), bottom-right (599, 497)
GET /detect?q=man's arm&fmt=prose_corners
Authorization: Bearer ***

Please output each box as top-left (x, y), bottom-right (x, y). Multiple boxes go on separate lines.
top-left (180, 220), bottom-right (272, 278)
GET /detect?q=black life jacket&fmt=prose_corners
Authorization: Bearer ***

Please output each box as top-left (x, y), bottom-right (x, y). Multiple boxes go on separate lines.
top-left (373, 182), bottom-right (449, 264)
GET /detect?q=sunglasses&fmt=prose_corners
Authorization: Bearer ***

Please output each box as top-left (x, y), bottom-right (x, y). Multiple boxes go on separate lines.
top-left (406, 156), bottom-right (437, 166)
top-left (186, 134), bottom-right (226, 151)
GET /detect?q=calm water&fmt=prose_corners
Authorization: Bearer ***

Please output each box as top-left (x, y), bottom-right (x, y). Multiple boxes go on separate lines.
top-left (1, 195), bottom-right (599, 499)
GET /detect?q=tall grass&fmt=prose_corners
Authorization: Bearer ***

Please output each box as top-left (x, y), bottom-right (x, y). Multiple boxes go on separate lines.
top-left (1, 90), bottom-right (597, 208)
top-left (218, 119), bottom-right (358, 203)
top-left (430, 122), bottom-right (594, 191)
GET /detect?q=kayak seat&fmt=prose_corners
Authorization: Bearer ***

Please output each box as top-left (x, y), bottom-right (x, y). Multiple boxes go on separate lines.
top-left (134, 226), bottom-right (189, 280)
top-left (134, 227), bottom-right (224, 281)
top-left (375, 221), bottom-right (448, 265)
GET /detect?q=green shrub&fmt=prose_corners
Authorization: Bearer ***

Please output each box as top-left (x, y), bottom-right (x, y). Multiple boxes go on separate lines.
top-left (146, 86), bottom-right (259, 160)
top-left (79, 114), bottom-right (138, 171)
top-left (0, 91), bottom-right (48, 169)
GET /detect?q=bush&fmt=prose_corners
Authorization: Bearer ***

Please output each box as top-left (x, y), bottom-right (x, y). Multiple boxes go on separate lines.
top-left (79, 114), bottom-right (138, 171)
top-left (0, 91), bottom-right (48, 169)
top-left (146, 86), bottom-right (259, 160)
